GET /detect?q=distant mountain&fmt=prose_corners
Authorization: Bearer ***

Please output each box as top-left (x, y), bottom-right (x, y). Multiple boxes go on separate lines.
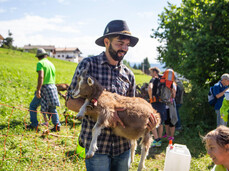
top-left (130, 62), bottom-right (165, 72)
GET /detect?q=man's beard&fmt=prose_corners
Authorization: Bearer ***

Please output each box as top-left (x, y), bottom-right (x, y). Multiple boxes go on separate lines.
top-left (108, 44), bottom-right (126, 62)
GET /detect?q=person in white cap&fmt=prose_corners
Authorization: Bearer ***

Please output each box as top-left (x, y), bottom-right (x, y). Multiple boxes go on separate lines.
top-left (212, 73), bottom-right (229, 126)
top-left (27, 48), bottom-right (61, 132)
top-left (66, 20), bottom-right (157, 171)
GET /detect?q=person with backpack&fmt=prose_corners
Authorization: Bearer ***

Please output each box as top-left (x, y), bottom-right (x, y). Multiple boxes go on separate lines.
top-left (212, 73), bottom-right (229, 127)
top-left (148, 68), bottom-right (176, 146)
top-left (148, 67), bottom-right (166, 147)
top-left (164, 73), bottom-right (177, 141)
top-left (175, 77), bottom-right (184, 131)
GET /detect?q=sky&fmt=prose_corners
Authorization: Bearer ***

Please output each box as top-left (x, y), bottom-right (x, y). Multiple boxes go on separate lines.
top-left (0, 0), bottom-right (182, 64)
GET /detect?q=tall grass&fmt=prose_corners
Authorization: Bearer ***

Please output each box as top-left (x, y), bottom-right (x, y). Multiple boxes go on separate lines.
top-left (0, 48), bottom-right (213, 170)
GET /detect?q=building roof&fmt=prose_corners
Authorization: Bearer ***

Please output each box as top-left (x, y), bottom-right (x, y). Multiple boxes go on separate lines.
top-left (0, 34), bottom-right (4, 40)
top-left (55, 47), bottom-right (81, 53)
top-left (23, 45), bottom-right (55, 50)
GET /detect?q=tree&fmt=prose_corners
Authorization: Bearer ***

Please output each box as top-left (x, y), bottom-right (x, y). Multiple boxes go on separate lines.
top-left (1, 30), bottom-right (14, 49)
top-left (141, 57), bottom-right (150, 74)
top-left (123, 59), bottom-right (131, 68)
top-left (152, 0), bottom-right (229, 125)
top-left (133, 64), bottom-right (138, 69)
top-left (153, 0), bottom-right (229, 87)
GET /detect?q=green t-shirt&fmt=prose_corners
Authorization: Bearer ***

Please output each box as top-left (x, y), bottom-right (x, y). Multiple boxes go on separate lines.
top-left (36, 58), bottom-right (56, 85)
top-left (212, 164), bottom-right (227, 171)
top-left (220, 98), bottom-right (229, 122)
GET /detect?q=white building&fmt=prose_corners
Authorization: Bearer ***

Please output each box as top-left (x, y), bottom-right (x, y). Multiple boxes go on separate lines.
top-left (23, 45), bottom-right (55, 57)
top-left (54, 47), bottom-right (82, 63)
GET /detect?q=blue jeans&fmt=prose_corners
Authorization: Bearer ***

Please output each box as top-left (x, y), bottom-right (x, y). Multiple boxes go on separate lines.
top-left (29, 93), bottom-right (60, 127)
top-left (215, 110), bottom-right (227, 127)
top-left (85, 149), bottom-right (131, 171)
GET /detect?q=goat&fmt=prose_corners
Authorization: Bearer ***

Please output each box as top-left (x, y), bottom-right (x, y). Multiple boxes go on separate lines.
top-left (56, 83), bottom-right (69, 100)
top-left (71, 69), bottom-right (160, 171)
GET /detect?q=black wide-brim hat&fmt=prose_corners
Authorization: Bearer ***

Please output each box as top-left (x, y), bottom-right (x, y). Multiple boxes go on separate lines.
top-left (95, 20), bottom-right (139, 47)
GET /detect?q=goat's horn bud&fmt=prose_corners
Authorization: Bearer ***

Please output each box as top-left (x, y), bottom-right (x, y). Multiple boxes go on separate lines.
top-left (82, 69), bottom-right (88, 76)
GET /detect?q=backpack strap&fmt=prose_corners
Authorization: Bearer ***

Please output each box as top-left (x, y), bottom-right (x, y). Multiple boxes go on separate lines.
top-left (150, 77), bottom-right (162, 103)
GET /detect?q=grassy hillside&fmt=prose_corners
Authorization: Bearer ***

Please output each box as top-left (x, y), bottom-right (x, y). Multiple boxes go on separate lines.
top-left (0, 48), bottom-right (213, 170)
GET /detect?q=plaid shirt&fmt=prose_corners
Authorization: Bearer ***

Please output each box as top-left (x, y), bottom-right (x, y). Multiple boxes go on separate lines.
top-left (68, 52), bottom-right (136, 156)
top-left (40, 84), bottom-right (60, 112)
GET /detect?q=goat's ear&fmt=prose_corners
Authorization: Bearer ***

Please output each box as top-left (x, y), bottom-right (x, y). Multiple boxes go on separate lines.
top-left (81, 69), bottom-right (88, 77)
top-left (87, 77), bottom-right (94, 86)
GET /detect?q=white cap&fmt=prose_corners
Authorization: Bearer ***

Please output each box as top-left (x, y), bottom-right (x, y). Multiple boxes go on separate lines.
top-left (225, 89), bottom-right (229, 100)
top-left (221, 73), bottom-right (229, 81)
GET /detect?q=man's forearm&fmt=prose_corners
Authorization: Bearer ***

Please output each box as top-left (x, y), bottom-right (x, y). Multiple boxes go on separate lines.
top-left (148, 84), bottom-right (153, 99)
top-left (37, 70), bottom-right (44, 91)
top-left (216, 88), bottom-right (228, 99)
top-left (37, 78), bottom-right (43, 90)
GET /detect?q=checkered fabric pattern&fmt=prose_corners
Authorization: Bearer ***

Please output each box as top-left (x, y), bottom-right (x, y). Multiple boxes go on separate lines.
top-left (68, 52), bottom-right (136, 156)
top-left (40, 84), bottom-right (60, 112)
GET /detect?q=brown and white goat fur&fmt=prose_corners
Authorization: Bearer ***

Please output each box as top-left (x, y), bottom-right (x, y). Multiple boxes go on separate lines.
top-left (72, 70), bottom-right (160, 171)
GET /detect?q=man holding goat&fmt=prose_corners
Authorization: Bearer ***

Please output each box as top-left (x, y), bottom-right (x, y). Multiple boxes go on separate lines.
top-left (66, 20), bottom-right (157, 171)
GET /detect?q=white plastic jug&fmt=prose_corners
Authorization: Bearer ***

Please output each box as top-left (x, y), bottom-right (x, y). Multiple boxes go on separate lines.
top-left (164, 143), bottom-right (191, 171)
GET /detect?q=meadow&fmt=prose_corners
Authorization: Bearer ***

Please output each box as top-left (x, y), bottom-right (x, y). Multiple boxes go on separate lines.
top-left (0, 48), bottom-right (214, 170)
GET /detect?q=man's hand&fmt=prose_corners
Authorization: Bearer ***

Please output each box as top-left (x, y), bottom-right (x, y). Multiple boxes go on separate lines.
top-left (111, 108), bottom-right (126, 128)
top-left (147, 113), bottom-right (158, 131)
top-left (36, 90), bottom-right (41, 99)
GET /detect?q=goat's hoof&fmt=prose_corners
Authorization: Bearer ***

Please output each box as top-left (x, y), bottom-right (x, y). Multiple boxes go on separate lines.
top-left (86, 152), bottom-right (94, 159)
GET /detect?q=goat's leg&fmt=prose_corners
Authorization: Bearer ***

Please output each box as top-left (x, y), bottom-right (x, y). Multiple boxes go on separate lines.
top-left (137, 144), bottom-right (149, 171)
top-left (76, 99), bottom-right (90, 119)
top-left (130, 140), bottom-right (137, 163)
top-left (86, 122), bottom-right (103, 159)
top-left (137, 133), bottom-right (151, 171)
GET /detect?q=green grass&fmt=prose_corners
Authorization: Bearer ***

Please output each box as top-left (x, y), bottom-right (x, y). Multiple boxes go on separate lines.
top-left (0, 48), bottom-right (213, 170)
top-left (131, 69), bottom-right (151, 85)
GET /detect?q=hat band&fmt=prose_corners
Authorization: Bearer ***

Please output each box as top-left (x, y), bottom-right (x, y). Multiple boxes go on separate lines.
top-left (121, 30), bottom-right (131, 35)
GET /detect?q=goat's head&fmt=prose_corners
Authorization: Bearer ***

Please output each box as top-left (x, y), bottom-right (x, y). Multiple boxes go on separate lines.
top-left (72, 69), bottom-right (97, 99)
